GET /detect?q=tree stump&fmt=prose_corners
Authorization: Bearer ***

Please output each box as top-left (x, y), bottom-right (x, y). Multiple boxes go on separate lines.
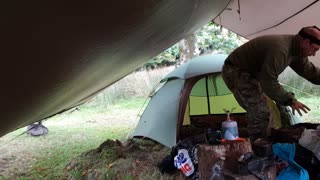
top-left (198, 140), bottom-right (276, 179)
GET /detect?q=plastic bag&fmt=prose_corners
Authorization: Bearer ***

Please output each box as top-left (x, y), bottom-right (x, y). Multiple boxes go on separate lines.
top-left (299, 128), bottom-right (320, 160)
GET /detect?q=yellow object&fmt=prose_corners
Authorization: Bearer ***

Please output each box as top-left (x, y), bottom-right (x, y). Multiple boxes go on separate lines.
top-left (266, 96), bottom-right (282, 129)
top-left (183, 100), bottom-right (191, 125)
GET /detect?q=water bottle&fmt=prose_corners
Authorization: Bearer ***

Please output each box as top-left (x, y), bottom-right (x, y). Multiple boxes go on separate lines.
top-left (210, 157), bottom-right (225, 180)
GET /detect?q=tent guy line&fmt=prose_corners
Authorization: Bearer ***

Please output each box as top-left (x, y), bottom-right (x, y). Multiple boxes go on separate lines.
top-left (280, 83), bottom-right (319, 98)
top-left (213, 0), bottom-right (234, 22)
top-left (246, 0), bottom-right (319, 37)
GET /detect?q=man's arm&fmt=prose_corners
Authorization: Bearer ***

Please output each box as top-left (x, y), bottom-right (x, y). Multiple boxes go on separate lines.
top-left (259, 52), bottom-right (295, 105)
top-left (290, 57), bottom-right (320, 85)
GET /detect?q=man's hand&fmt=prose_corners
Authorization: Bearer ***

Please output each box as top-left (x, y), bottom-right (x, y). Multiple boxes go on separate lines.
top-left (290, 100), bottom-right (311, 116)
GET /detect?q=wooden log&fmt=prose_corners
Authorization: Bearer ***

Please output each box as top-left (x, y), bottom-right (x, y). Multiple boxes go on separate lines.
top-left (198, 140), bottom-right (253, 179)
top-left (223, 165), bottom-right (277, 180)
top-left (198, 140), bottom-right (277, 180)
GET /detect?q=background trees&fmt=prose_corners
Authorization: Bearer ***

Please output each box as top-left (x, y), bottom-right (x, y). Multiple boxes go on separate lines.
top-left (145, 22), bottom-right (247, 69)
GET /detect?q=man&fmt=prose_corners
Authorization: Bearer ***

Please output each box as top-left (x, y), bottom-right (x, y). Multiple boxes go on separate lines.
top-left (222, 26), bottom-right (320, 140)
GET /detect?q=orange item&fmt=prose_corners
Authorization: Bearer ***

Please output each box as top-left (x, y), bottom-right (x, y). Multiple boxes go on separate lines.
top-left (221, 137), bottom-right (247, 143)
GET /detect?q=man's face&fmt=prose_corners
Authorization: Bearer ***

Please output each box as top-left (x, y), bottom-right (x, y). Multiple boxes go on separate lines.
top-left (301, 38), bottom-right (320, 57)
top-left (303, 42), bottom-right (320, 57)
top-left (300, 27), bottom-right (320, 57)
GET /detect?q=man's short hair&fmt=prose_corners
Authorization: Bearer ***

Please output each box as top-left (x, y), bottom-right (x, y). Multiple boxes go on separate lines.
top-left (298, 26), bottom-right (320, 45)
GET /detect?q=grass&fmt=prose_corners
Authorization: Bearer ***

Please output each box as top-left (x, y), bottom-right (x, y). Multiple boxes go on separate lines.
top-left (279, 68), bottom-right (320, 123)
top-left (0, 98), bottom-right (146, 180)
top-left (297, 96), bottom-right (320, 122)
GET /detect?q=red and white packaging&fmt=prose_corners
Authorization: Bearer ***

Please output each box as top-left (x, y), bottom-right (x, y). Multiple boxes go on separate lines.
top-left (173, 149), bottom-right (195, 176)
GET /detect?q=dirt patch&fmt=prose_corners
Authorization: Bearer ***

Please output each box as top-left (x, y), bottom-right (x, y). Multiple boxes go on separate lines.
top-left (0, 153), bottom-right (37, 178)
top-left (64, 138), bottom-right (187, 180)
top-left (0, 142), bottom-right (39, 178)
top-left (0, 158), bottom-right (9, 174)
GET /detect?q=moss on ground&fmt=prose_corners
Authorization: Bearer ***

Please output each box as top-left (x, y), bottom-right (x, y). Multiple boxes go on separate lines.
top-left (64, 138), bottom-right (187, 180)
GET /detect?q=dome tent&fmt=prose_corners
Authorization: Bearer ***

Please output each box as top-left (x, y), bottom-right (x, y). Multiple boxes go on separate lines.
top-left (130, 54), bottom-right (246, 148)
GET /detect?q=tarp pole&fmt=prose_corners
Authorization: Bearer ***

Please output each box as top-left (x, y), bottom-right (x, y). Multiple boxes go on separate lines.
top-left (205, 76), bottom-right (211, 115)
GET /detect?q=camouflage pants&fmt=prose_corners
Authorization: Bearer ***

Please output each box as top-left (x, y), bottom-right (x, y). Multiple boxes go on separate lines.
top-left (222, 64), bottom-right (270, 141)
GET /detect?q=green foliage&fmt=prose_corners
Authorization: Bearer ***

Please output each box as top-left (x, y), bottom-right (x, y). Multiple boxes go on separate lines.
top-left (87, 67), bottom-right (172, 107)
top-left (145, 44), bottom-right (179, 69)
top-left (100, 169), bottom-right (117, 180)
top-left (279, 68), bottom-right (320, 98)
top-left (111, 98), bottom-right (148, 109)
top-left (278, 68), bottom-right (320, 122)
top-left (144, 22), bottom-right (246, 69)
top-left (68, 169), bottom-right (82, 180)
top-left (196, 22), bottom-right (246, 54)
top-left (122, 175), bottom-right (135, 180)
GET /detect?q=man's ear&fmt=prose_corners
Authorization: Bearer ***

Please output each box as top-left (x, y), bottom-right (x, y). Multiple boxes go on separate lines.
top-left (302, 38), bottom-right (311, 46)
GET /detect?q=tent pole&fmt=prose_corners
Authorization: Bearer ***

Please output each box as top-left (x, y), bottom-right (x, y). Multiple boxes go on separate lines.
top-left (205, 76), bottom-right (211, 115)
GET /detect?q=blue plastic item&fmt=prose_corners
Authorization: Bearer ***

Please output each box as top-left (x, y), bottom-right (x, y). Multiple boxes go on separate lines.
top-left (272, 143), bottom-right (309, 180)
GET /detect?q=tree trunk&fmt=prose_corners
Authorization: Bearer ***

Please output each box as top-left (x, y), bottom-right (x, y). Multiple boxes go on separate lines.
top-left (178, 32), bottom-right (198, 65)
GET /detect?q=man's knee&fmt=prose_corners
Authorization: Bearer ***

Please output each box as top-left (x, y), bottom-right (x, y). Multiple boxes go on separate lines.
top-left (246, 110), bottom-right (270, 140)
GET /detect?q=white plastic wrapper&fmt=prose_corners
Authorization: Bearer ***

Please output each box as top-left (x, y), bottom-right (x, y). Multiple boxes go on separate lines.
top-left (299, 128), bottom-right (320, 160)
top-left (173, 149), bottom-right (195, 176)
